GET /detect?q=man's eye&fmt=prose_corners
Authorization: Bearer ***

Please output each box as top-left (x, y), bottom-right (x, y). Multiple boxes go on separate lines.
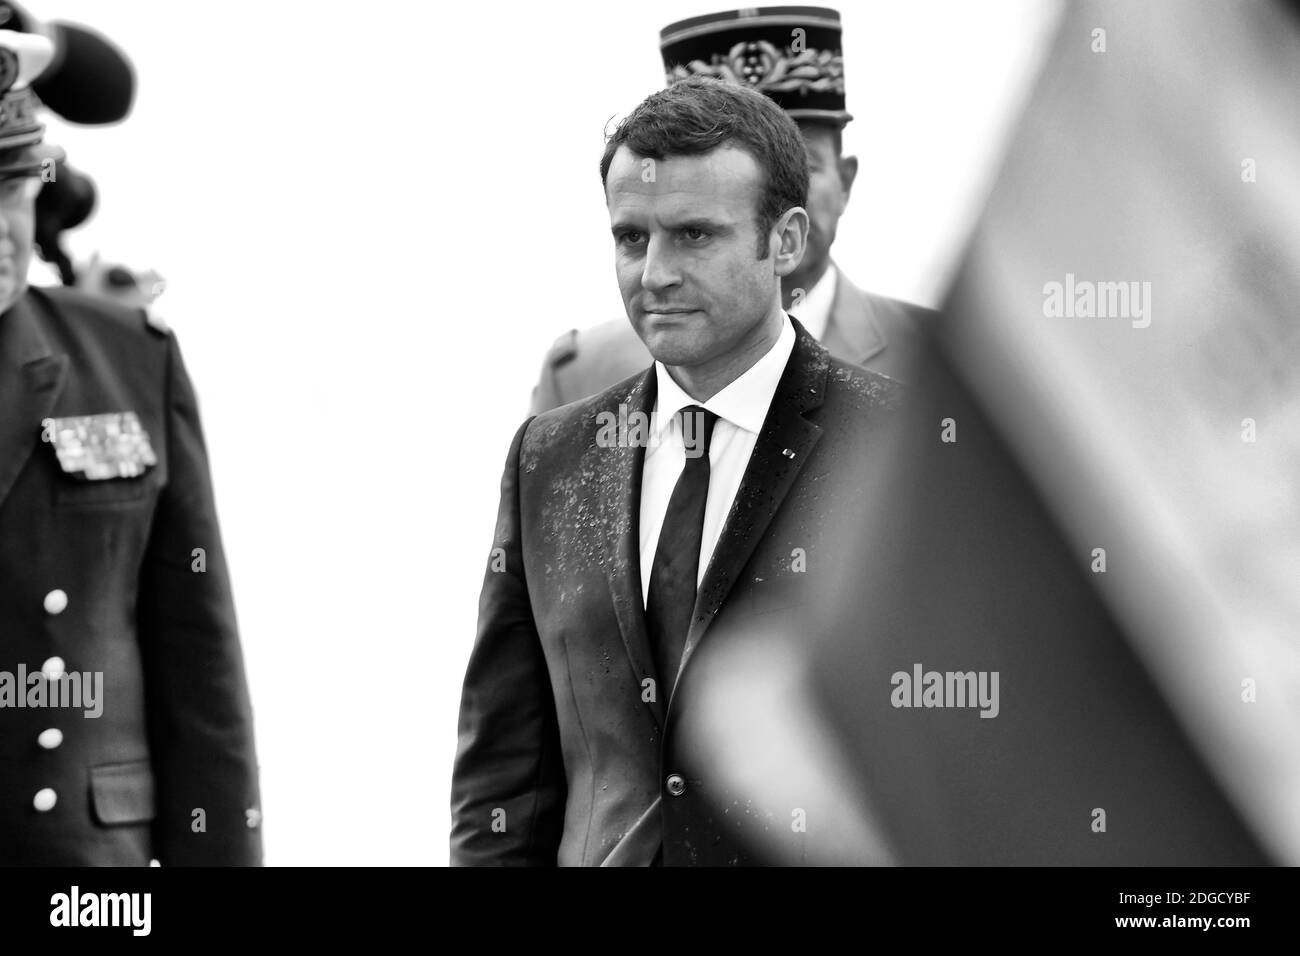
top-left (617, 230), bottom-right (644, 246)
top-left (683, 228), bottom-right (710, 241)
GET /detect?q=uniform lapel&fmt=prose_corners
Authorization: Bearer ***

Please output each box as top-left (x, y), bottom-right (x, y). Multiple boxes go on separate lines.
top-left (674, 323), bottom-right (830, 683)
top-left (821, 265), bottom-right (887, 366)
top-left (0, 294), bottom-right (67, 509)
top-left (602, 366), bottom-right (667, 730)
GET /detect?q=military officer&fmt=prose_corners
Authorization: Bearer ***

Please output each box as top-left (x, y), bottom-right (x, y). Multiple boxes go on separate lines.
top-left (0, 31), bottom-right (261, 865)
top-left (531, 6), bottom-right (932, 413)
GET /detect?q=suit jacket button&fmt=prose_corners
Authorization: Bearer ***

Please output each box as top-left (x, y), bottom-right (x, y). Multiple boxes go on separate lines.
top-left (666, 774), bottom-right (686, 797)
top-left (37, 728), bottom-right (63, 750)
top-left (41, 657), bottom-right (65, 680)
top-left (33, 788), bottom-right (57, 812)
top-left (43, 589), bottom-right (68, 615)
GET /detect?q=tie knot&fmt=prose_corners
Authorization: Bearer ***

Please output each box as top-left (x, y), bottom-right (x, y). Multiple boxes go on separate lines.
top-left (679, 405), bottom-right (719, 459)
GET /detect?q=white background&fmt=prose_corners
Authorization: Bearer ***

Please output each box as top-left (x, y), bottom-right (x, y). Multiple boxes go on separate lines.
top-left (36, 0), bottom-right (1058, 864)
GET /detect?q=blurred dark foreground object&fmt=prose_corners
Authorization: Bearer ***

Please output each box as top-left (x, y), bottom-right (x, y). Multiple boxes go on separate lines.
top-left (33, 158), bottom-right (93, 284)
top-left (681, 0), bottom-right (1300, 865)
top-left (0, 1), bottom-right (135, 124)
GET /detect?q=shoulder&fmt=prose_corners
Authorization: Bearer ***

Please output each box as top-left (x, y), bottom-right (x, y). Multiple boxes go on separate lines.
top-left (855, 283), bottom-right (937, 332)
top-left (579, 318), bottom-right (644, 350)
top-left (32, 284), bottom-right (172, 353)
top-left (823, 353), bottom-right (906, 414)
top-left (786, 323), bottom-right (906, 423)
top-left (834, 270), bottom-right (935, 328)
top-left (541, 319), bottom-right (645, 369)
top-left (540, 328), bottom-right (579, 369)
top-left (533, 318), bottom-right (651, 412)
top-left (523, 366), bottom-right (650, 456)
top-left (540, 319), bottom-right (647, 375)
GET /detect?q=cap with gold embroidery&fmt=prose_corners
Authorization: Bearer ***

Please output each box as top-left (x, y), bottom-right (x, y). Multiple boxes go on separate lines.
top-left (660, 6), bottom-right (852, 127)
top-left (0, 28), bottom-right (63, 177)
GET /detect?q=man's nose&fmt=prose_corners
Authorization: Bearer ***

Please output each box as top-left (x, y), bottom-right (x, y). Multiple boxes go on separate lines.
top-left (640, 234), bottom-right (681, 294)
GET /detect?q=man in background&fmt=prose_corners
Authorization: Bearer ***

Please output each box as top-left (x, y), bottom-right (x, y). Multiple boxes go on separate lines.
top-left (531, 6), bottom-right (929, 413)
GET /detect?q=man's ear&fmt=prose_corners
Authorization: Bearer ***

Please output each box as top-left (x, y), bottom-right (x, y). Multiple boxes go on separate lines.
top-left (773, 206), bottom-right (810, 278)
top-left (838, 154), bottom-right (859, 201)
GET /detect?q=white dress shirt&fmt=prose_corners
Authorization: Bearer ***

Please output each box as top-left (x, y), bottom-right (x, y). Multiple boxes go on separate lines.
top-left (638, 315), bottom-right (797, 607)
top-left (789, 263), bottom-right (837, 341)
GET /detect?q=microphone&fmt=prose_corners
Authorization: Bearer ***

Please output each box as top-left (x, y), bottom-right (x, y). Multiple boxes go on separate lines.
top-left (34, 161), bottom-right (97, 285)
top-left (0, 2), bottom-right (136, 124)
top-left (35, 22), bottom-right (136, 124)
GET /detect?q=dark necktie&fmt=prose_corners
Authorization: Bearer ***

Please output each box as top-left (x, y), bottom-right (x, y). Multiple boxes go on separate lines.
top-left (645, 404), bottom-right (720, 699)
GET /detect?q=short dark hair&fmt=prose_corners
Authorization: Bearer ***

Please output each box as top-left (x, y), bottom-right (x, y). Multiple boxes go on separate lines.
top-left (600, 77), bottom-right (809, 258)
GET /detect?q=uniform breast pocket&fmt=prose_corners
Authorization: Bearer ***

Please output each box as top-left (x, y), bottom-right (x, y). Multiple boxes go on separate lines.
top-left (43, 410), bottom-right (162, 510)
top-left (54, 473), bottom-right (157, 510)
top-left (89, 759), bottom-right (157, 826)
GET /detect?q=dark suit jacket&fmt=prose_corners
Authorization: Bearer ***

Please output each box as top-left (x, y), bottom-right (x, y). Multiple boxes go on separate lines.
top-left (530, 266), bottom-right (929, 413)
top-left (0, 286), bottom-right (261, 866)
top-left (451, 320), bottom-right (902, 865)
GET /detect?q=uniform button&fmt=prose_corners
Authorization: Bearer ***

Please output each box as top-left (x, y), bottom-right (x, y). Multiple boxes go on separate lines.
top-left (666, 774), bottom-right (686, 797)
top-left (37, 728), bottom-right (63, 750)
top-left (33, 788), bottom-right (57, 812)
top-left (41, 657), bottom-right (65, 680)
top-left (245, 808), bottom-right (262, 829)
top-left (43, 589), bottom-right (68, 615)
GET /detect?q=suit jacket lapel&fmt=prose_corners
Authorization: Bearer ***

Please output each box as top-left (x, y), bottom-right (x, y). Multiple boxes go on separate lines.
top-left (0, 295), bottom-right (67, 509)
top-left (821, 265), bottom-right (887, 366)
top-left (602, 366), bottom-right (667, 730)
top-left (675, 322), bottom-right (830, 682)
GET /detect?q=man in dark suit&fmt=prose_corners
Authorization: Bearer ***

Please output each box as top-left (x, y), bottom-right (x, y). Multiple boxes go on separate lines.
top-left (0, 31), bottom-right (261, 865)
top-left (451, 76), bottom-right (901, 866)
top-left (531, 6), bottom-right (929, 414)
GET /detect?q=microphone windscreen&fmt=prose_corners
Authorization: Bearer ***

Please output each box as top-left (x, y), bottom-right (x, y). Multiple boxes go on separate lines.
top-left (34, 21), bottom-right (136, 124)
top-left (36, 161), bottom-right (97, 231)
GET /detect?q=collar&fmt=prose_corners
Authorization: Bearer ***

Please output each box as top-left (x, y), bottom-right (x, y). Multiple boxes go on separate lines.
top-left (652, 313), bottom-right (797, 438)
top-left (791, 264), bottom-right (837, 342)
top-left (0, 290), bottom-right (56, 371)
top-left (821, 264), bottom-right (889, 365)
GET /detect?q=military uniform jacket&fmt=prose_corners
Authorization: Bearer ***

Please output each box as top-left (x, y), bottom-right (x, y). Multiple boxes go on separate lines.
top-left (0, 286), bottom-right (261, 866)
top-left (530, 265), bottom-right (930, 413)
top-left (451, 321), bottom-right (902, 865)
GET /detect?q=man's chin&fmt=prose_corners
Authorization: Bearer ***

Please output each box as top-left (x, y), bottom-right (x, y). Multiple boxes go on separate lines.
top-left (635, 325), bottom-right (708, 368)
